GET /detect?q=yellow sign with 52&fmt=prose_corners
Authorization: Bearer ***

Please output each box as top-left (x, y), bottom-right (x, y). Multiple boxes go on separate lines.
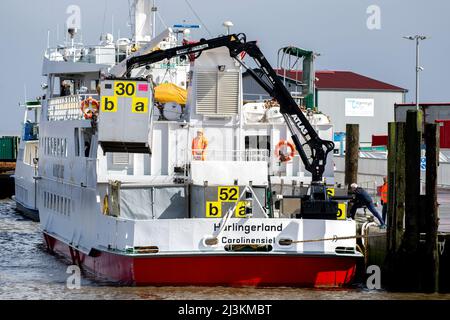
top-left (206, 186), bottom-right (248, 218)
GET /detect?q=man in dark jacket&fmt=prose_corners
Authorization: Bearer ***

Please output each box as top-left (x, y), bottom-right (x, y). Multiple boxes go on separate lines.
top-left (349, 183), bottom-right (385, 227)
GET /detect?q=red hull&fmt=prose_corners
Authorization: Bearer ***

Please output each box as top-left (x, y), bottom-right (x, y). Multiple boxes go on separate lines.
top-left (44, 233), bottom-right (359, 287)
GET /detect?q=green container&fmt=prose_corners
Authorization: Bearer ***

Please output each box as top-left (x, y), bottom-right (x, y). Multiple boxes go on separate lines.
top-left (0, 136), bottom-right (19, 161)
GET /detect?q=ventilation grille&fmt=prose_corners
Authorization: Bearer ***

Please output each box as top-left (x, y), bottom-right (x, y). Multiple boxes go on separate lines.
top-left (196, 70), bottom-right (239, 116)
top-left (112, 153), bottom-right (130, 165)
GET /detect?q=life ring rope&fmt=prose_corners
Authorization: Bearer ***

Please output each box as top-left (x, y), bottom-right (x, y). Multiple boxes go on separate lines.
top-left (275, 140), bottom-right (296, 162)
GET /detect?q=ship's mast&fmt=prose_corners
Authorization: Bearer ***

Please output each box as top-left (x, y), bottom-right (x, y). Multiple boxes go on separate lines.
top-left (152, 1), bottom-right (157, 39)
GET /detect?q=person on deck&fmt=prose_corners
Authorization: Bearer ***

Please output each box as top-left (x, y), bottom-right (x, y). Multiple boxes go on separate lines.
top-left (192, 129), bottom-right (208, 161)
top-left (349, 183), bottom-right (386, 227)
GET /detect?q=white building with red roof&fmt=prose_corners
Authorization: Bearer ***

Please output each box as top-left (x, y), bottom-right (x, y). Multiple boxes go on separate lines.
top-left (243, 69), bottom-right (408, 145)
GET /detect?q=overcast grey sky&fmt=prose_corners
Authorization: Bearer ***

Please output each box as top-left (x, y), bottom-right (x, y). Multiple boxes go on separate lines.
top-left (0, 0), bottom-right (449, 135)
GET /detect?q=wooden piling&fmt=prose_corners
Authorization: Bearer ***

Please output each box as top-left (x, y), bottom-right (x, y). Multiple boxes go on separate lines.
top-left (387, 122), bottom-right (406, 254)
top-left (387, 123), bottom-right (397, 253)
top-left (345, 124), bottom-right (359, 189)
top-left (404, 110), bottom-right (423, 252)
top-left (402, 110), bottom-right (423, 290)
top-left (385, 122), bottom-right (407, 289)
top-left (424, 123), bottom-right (440, 292)
top-left (394, 122), bottom-right (406, 250)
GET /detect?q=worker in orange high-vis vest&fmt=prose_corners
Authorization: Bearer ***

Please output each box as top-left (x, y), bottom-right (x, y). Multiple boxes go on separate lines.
top-left (192, 129), bottom-right (208, 161)
top-left (380, 176), bottom-right (388, 224)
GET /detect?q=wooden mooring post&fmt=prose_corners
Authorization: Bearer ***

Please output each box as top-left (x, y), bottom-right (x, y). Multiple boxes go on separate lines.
top-left (402, 110), bottom-right (423, 290)
top-left (424, 123), bottom-right (440, 293)
top-left (385, 110), bottom-right (441, 292)
top-left (385, 122), bottom-right (406, 289)
top-left (345, 124), bottom-right (359, 189)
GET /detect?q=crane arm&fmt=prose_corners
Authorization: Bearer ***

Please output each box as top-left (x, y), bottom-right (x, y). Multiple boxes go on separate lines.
top-left (125, 33), bottom-right (334, 182)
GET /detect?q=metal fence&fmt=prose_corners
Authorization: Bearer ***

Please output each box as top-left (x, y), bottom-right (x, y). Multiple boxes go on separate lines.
top-left (333, 155), bottom-right (450, 192)
top-left (188, 149), bottom-right (270, 162)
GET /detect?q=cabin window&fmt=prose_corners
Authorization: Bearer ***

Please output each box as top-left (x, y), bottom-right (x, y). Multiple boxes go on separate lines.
top-left (60, 79), bottom-right (74, 97)
top-left (53, 77), bottom-right (61, 97)
top-left (56, 138), bottom-right (60, 157)
top-left (62, 138), bottom-right (67, 157)
top-left (74, 128), bottom-right (80, 157)
top-left (90, 80), bottom-right (98, 92)
top-left (81, 128), bottom-right (94, 158)
top-left (245, 135), bottom-right (270, 161)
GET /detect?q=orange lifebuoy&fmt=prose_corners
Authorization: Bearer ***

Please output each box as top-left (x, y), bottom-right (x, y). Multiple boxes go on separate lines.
top-left (275, 140), bottom-right (296, 162)
top-left (81, 97), bottom-right (99, 119)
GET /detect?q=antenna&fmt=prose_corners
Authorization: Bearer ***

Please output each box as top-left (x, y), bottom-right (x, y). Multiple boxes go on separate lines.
top-left (112, 14), bottom-right (115, 38)
top-left (152, 0), bottom-right (157, 39)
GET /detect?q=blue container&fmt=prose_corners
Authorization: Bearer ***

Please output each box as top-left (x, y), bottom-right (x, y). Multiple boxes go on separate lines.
top-left (23, 122), bottom-right (38, 141)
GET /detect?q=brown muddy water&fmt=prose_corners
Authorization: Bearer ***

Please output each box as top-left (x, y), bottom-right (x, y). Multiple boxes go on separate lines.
top-left (1, 198), bottom-right (449, 300)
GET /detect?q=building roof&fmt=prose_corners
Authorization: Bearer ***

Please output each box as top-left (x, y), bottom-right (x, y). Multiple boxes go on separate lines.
top-left (395, 103), bottom-right (450, 108)
top-left (274, 69), bottom-right (408, 92)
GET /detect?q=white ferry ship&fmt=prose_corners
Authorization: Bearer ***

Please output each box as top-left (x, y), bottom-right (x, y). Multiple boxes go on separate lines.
top-left (14, 100), bottom-right (41, 221)
top-left (36, 0), bottom-right (362, 287)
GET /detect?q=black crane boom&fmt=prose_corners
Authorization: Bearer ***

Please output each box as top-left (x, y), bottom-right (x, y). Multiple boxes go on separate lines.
top-left (126, 33), bottom-right (335, 183)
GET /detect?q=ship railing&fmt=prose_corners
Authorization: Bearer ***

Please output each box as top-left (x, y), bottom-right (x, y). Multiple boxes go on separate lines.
top-left (45, 45), bottom-right (118, 65)
top-left (186, 149), bottom-right (270, 162)
top-left (45, 45), bottom-right (190, 67)
top-left (243, 93), bottom-right (271, 103)
top-left (47, 94), bottom-right (99, 121)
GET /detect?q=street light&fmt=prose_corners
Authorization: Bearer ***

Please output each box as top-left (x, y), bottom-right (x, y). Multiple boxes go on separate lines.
top-left (403, 35), bottom-right (428, 110)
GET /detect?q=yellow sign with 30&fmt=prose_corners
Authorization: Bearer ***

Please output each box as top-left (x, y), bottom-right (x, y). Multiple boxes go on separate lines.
top-left (114, 82), bottom-right (137, 97)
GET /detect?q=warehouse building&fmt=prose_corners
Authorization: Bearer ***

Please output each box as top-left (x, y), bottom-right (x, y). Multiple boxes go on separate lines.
top-left (395, 103), bottom-right (450, 149)
top-left (243, 69), bottom-right (408, 144)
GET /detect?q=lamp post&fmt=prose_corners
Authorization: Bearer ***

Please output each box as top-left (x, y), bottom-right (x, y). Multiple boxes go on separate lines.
top-left (403, 35), bottom-right (428, 110)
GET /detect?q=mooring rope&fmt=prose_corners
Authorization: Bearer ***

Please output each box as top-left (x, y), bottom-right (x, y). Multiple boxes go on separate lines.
top-left (282, 232), bottom-right (386, 245)
top-left (206, 225), bottom-right (387, 247)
